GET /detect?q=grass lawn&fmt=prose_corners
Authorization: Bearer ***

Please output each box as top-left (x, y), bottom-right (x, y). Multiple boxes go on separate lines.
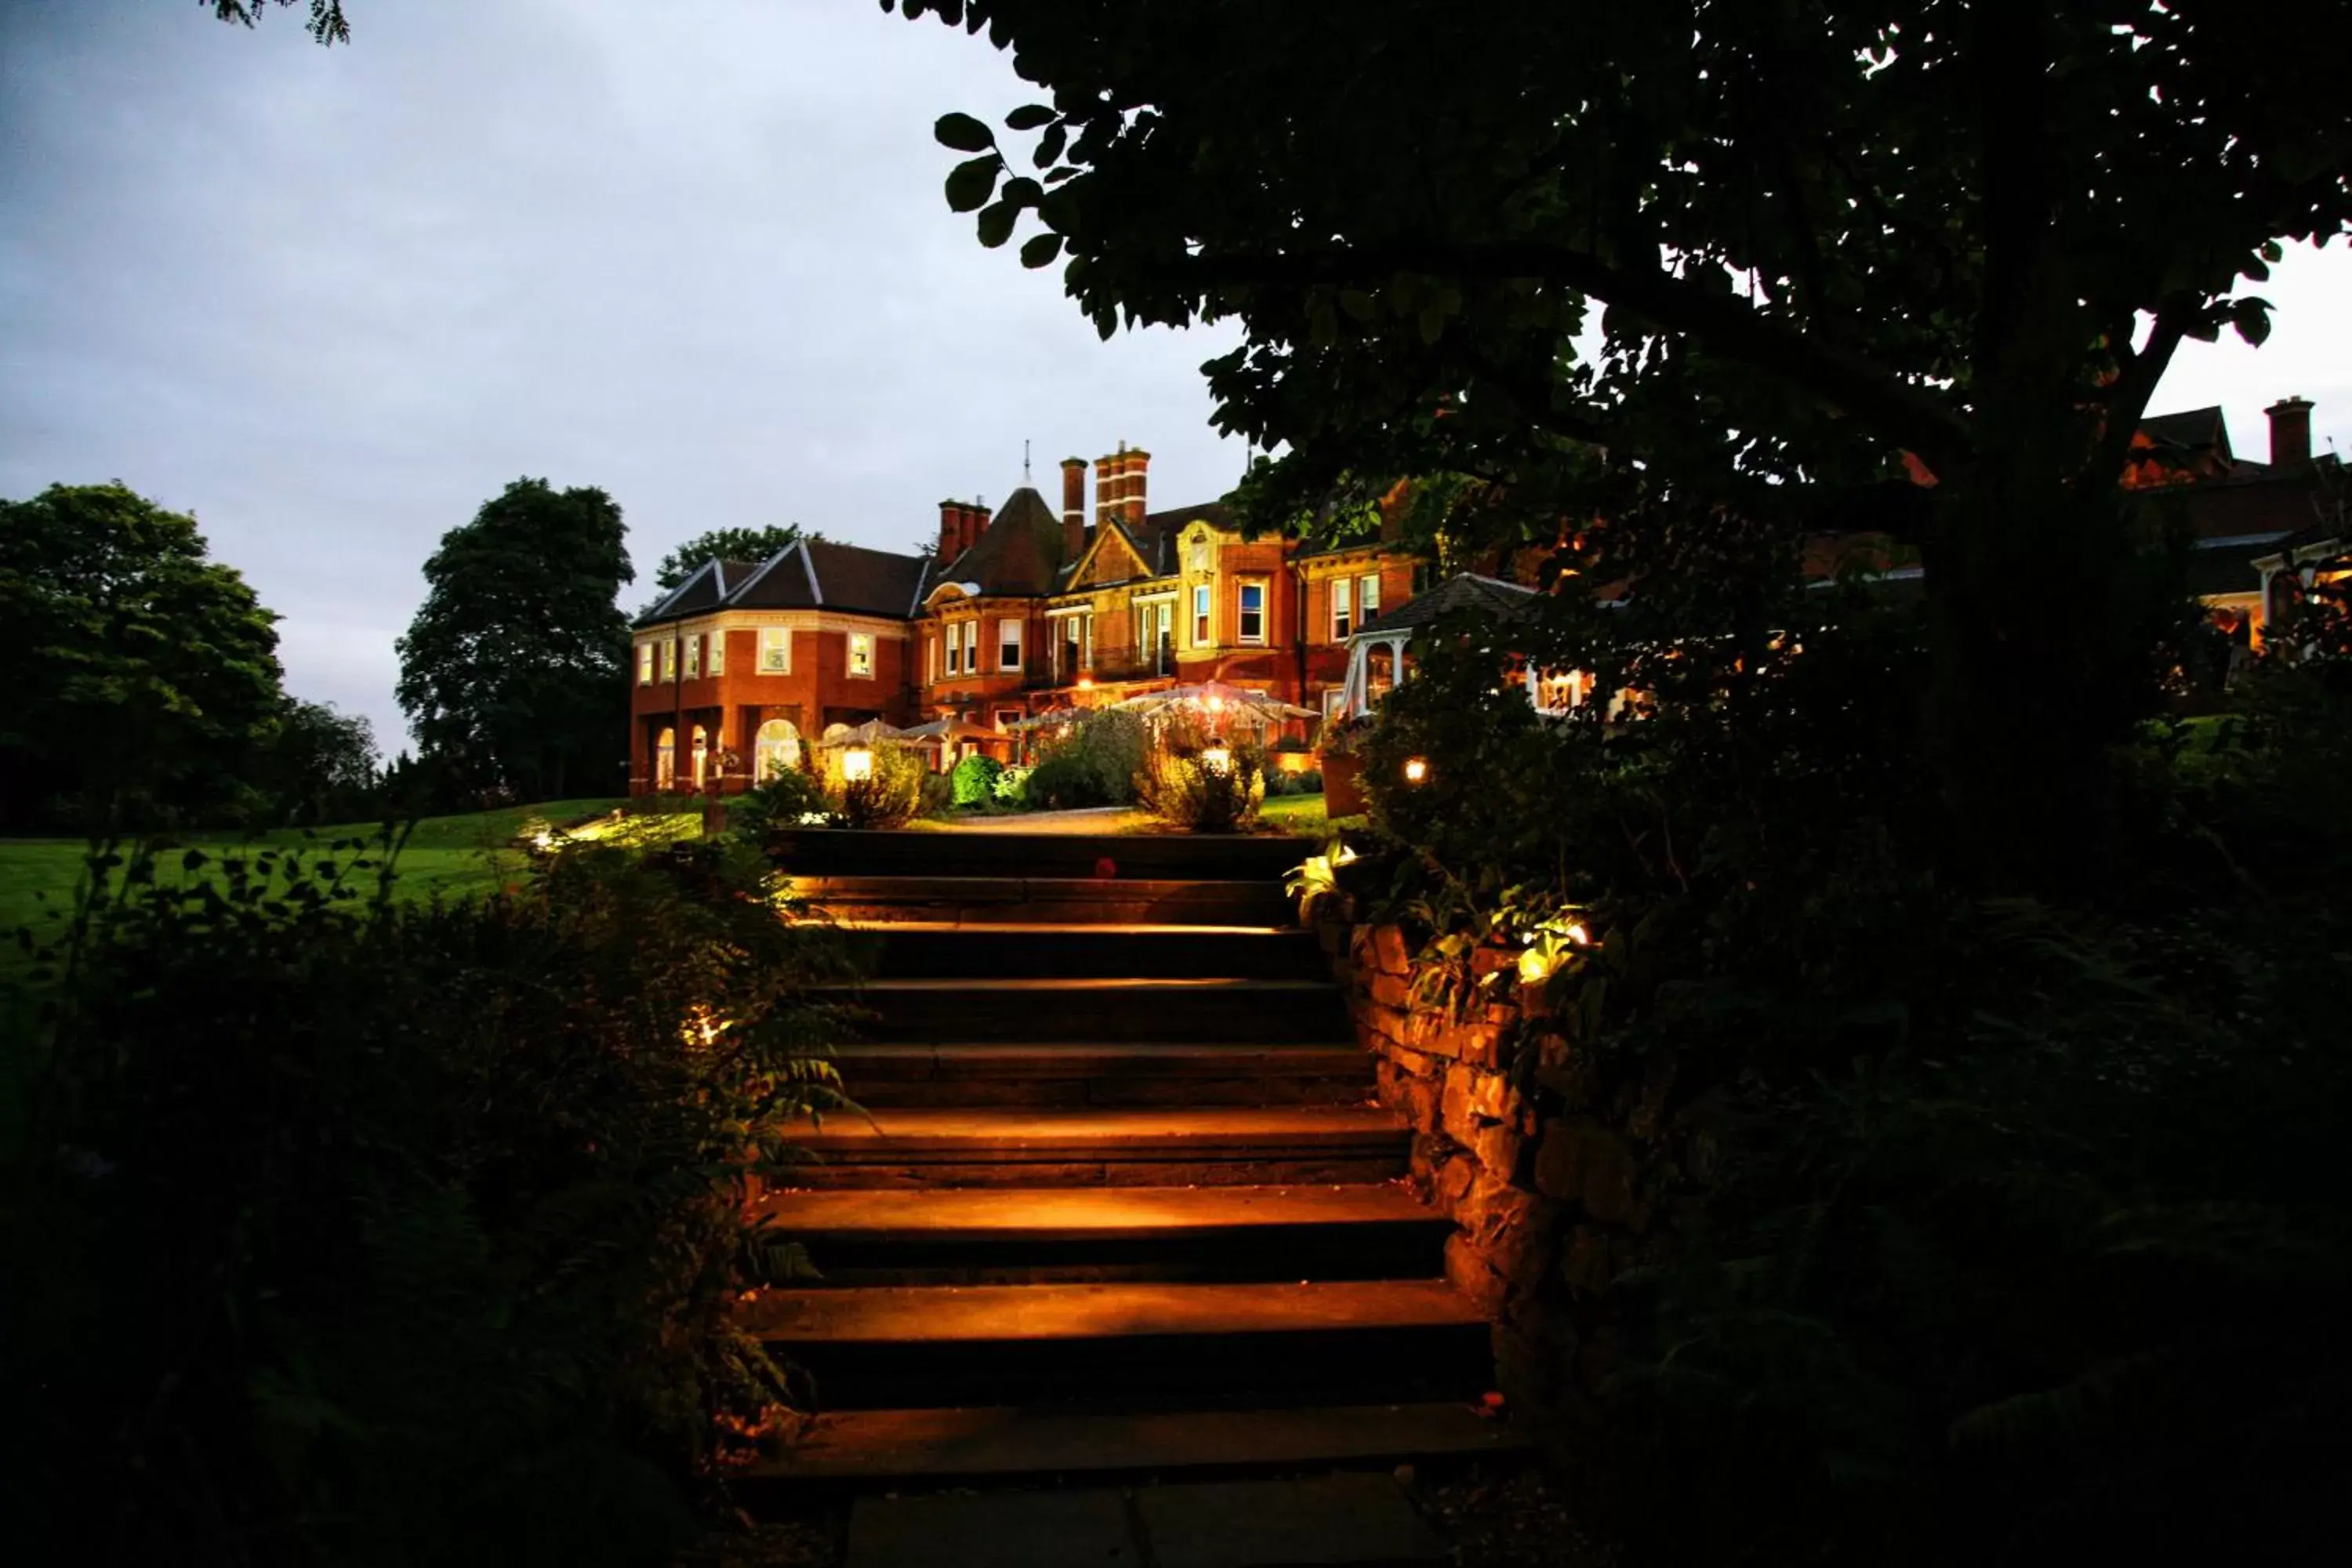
top-left (1261, 792), bottom-right (1367, 837)
top-left (0, 797), bottom-right (699, 946)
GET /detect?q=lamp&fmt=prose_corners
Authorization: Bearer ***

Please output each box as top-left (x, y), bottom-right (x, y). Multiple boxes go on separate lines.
top-left (841, 745), bottom-right (874, 782)
top-left (1200, 745), bottom-right (1232, 774)
top-left (1403, 756), bottom-right (1429, 784)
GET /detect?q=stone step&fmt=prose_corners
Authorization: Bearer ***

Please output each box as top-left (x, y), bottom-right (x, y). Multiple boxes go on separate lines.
top-left (753, 1183), bottom-right (1447, 1285)
top-left (789, 875), bottom-right (1294, 928)
top-left (772, 829), bottom-right (1308, 884)
top-left (749, 1400), bottom-right (1529, 1483)
top-left (844, 923), bottom-right (1329, 981)
top-left (827, 977), bottom-right (1351, 1044)
top-left (740, 1279), bottom-right (1491, 1409)
top-left (838, 1043), bottom-right (1370, 1108)
top-left (778, 1105), bottom-right (1409, 1188)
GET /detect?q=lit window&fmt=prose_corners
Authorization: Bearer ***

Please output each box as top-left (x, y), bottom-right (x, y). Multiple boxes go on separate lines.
top-left (707, 628), bottom-right (724, 675)
top-left (1359, 572), bottom-right (1381, 624)
top-left (1331, 577), bottom-right (1352, 640)
top-left (758, 627), bottom-right (790, 673)
top-left (684, 633), bottom-right (701, 679)
top-left (927, 633), bottom-right (939, 683)
top-left (994, 709), bottom-right (1021, 731)
top-left (1192, 583), bottom-right (1211, 644)
top-left (660, 637), bottom-right (677, 680)
top-left (848, 631), bottom-right (876, 679)
top-left (1238, 580), bottom-right (1265, 644)
top-left (637, 642), bottom-right (654, 685)
top-left (998, 617), bottom-right (1022, 671)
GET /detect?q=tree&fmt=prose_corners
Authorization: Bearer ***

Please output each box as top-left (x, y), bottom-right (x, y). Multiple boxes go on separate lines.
top-left (255, 699), bottom-right (379, 825)
top-left (0, 482), bottom-right (285, 829)
top-left (884, 0), bottom-right (2352, 885)
top-left (397, 479), bottom-right (633, 804)
top-left (651, 524), bottom-right (822, 594)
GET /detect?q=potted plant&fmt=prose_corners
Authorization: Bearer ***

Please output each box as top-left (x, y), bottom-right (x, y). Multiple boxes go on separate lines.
top-left (1317, 715), bottom-right (1372, 818)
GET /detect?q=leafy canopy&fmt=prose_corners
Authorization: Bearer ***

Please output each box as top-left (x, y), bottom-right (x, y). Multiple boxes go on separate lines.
top-left (0, 482), bottom-right (285, 829)
top-left (396, 478), bottom-right (633, 804)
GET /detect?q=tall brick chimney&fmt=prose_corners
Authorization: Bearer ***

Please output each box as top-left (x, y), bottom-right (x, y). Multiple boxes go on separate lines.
top-left (967, 500), bottom-right (992, 558)
top-left (2267, 396), bottom-right (2314, 470)
top-left (1061, 456), bottom-right (1089, 564)
top-left (938, 499), bottom-right (963, 562)
top-left (1122, 447), bottom-right (1151, 528)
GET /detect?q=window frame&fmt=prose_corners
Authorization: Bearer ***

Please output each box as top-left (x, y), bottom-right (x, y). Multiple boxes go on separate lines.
top-left (961, 619), bottom-right (979, 674)
top-left (659, 637), bottom-right (677, 681)
top-left (943, 622), bottom-right (960, 677)
top-left (758, 626), bottom-right (791, 674)
top-left (997, 616), bottom-right (1022, 673)
top-left (847, 630), bottom-right (877, 680)
top-left (1236, 579), bottom-right (1267, 645)
top-left (1330, 576), bottom-right (1352, 641)
top-left (683, 632), bottom-right (701, 680)
top-left (637, 641), bottom-right (654, 685)
top-left (1192, 583), bottom-right (1211, 645)
top-left (707, 626), bottom-right (724, 675)
top-left (1358, 572), bottom-right (1381, 624)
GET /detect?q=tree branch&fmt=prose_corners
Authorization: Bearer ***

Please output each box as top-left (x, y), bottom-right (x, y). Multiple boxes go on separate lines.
top-left (1170, 240), bottom-right (1975, 479)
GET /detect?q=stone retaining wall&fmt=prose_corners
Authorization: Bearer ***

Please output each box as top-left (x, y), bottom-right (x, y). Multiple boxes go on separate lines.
top-left (1319, 913), bottom-right (1719, 1451)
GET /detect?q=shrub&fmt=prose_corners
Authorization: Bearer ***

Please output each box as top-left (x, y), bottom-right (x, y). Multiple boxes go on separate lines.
top-left (949, 753), bottom-right (1004, 808)
top-left (5, 833), bottom-right (858, 1565)
top-left (1138, 739), bottom-right (1265, 832)
top-left (1025, 710), bottom-right (1150, 809)
top-left (993, 764), bottom-right (1032, 805)
top-left (829, 743), bottom-right (924, 829)
top-left (917, 770), bottom-right (956, 819)
top-left (1296, 766), bottom-right (1323, 793)
top-left (725, 760), bottom-right (829, 840)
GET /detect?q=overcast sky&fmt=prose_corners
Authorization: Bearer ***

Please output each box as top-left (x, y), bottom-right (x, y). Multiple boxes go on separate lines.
top-left (5, 1), bottom-right (2348, 753)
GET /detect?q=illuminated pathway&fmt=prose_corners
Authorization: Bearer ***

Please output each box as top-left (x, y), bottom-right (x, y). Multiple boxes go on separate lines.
top-left (742, 828), bottom-right (1519, 1563)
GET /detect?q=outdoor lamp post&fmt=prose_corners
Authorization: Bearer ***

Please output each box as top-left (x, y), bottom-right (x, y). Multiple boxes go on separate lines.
top-left (1403, 756), bottom-right (1429, 784)
top-left (1200, 745), bottom-right (1233, 775)
top-left (841, 745), bottom-right (875, 783)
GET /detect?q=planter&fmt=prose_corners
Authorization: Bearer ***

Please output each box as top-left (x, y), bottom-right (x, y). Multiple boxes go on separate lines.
top-left (1321, 751), bottom-right (1367, 818)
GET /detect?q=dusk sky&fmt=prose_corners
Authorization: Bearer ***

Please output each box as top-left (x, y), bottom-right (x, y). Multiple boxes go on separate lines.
top-left (5, 0), bottom-right (2348, 752)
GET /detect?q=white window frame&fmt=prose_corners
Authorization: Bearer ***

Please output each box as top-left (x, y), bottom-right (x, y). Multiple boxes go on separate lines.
top-left (707, 627), bottom-right (724, 675)
top-left (659, 637), bottom-right (677, 681)
top-left (758, 626), bottom-right (791, 674)
top-left (1192, 583), bottom-right (1211, 645)
top-left (847, 630), bottom-right (876, 680)
top-left (1331, 576), bottom-right (1352, 641)
top-left (1358, 572), bottom-right (1381, 624)
top-left (927, 632), bottom-right (940, 683)
top-left (943, 622), bottom-right (960, 677)
top-left (683, 632), bottom-right (701, 680)
top-left (997, 616), bottom-right (1022, 672)
top-left (1237, 579), bottom-right (1267, 645)
top-left (961, 619), bottom-right (979, 674)
top-left (637, 641), bottom-right (654, 685)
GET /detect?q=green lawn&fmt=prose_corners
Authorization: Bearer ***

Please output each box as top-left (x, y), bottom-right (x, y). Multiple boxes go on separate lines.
top-left (0, 797), bottom-right (699, 946)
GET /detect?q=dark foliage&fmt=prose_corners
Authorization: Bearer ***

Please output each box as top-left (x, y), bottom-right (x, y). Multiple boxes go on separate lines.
top-left (4, 835), bottom-right (857, 1566)
top-left (1024, 710), bottom-right (1149, 809)
top-left (1349, 533), bottom-right (2352, 1566)
top-left (397, 478), bottom-right (633, 806)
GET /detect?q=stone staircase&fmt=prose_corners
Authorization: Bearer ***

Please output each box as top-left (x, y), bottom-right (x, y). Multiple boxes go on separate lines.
top-left (743, 829), bottom-right (1519, 1487)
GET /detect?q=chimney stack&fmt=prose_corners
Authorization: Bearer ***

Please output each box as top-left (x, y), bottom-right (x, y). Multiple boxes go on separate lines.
top-left (967, 500), bottom-right (992, 557)
top-left (1123, 446), bottom-right (1151, 528)
top-left (2267, 396), bottom-right (2314, 471)
top-left (938, 499), bottom-right (963, 563)
top-left (1061, 456), bottom-right (1089, 564)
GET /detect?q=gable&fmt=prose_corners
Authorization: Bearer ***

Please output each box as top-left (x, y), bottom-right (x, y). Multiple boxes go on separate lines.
top-left (1071, 524), bottom-right (1156, 589)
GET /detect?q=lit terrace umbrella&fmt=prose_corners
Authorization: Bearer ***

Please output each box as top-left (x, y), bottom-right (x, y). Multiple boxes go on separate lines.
top-left (1114, 681), bottom-right (1318, 722)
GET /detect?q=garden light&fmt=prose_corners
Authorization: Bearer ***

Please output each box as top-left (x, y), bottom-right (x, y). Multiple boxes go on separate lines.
top-left (841, 745), bottom-right (874, 782)
top-left (1403, 756), bottom-right (1429, 784)
top-left (1200, 745), bottom-right (1232, 774)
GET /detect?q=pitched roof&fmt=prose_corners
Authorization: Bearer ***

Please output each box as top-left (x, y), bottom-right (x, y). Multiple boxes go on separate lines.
top-left (2140, 405), bottom-right (2234, 461)
top-left (1353, 572), bottom-right (1539, 638)
top-left (941, 485), bottom-right (1067, 597)
top-left (635, 539), bottom-right (932, 626)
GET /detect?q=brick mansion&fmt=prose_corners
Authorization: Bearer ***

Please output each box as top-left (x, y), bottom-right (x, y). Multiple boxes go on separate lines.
top-left (627, 445), bottom-right (1416, 793)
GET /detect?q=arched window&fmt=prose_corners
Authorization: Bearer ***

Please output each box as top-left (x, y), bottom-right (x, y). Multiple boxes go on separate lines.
top-left (753, 719), bottom-right (802, 780)
top-left (655, 727), bottom-right (676, 789)
top-left (690, 724), bottom-right (710, 789)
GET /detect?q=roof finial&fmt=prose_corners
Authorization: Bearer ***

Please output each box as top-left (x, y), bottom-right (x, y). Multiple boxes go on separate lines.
top-left (1023, 439), bottom-right (1032, 485)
